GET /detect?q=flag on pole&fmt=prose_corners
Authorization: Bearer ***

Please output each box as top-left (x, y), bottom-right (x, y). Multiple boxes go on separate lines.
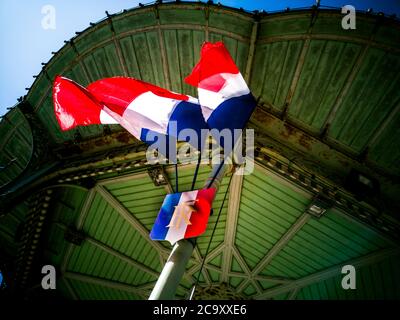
top-left (185, 41), bottom-right (256, 147)
top-left (53, 76), bottom-right (208, 145)
top-left (149, 188), bottom-right (216, 245)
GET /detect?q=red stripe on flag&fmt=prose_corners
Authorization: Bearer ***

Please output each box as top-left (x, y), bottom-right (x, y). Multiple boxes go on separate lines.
top-left (87, 77), bottom-right (190, 116)
top-left (185, 41), bottom-right (239, 91)
top-left (53, 76), bottom-right (103, 131)
top-left (184, 188), bottom-right (216, 239)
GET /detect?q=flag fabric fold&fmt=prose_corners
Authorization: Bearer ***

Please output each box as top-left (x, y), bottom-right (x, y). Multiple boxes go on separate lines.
top-left (53, 75), bottom-right (118, 130)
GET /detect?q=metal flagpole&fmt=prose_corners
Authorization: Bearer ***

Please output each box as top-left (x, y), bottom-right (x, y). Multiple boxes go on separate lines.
top-left (149, 161), bottom-right (228, 300)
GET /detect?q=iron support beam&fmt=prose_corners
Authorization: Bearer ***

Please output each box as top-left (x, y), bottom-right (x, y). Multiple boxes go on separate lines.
top-left (61, 188), bottom-right (96, 274)
top-left (95, 184), bottom-right (169, 256)
top-left (221, 172), bottom-right (243, 282)
top-left (255, 247), bottom-right (400, 299)
top-left (64, 271), bottom-right (147, 299)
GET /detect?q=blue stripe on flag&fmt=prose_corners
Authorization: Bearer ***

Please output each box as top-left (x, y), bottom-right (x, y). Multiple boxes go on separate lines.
top-left (207, 93), bottom-right (256, 149)
top-left (150, 192), bottom-right (181, 240)
top-left (167, 101), bottom-right (208, 150)
top-left (207, 93), bottom-right (256, 131)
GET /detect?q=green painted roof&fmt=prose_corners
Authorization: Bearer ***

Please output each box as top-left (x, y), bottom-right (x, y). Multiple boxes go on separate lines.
top-left (33, 163), bottom-right (399, 300)
top-left (0, 2), bottom-right (399, 300)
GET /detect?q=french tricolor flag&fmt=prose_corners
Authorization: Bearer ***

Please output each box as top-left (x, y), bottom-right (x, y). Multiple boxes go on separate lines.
top-left (53, 76), bottom-right (208, 145)
top-left (150, 188), bottom-right (216, 245)
top-left (185, 41), bottom-right (256, 147)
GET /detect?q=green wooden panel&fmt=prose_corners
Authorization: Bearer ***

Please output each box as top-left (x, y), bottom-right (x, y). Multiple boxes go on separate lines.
top-left (119, 36), bottom-right (142, 79)
top-left (209, 252), bottom-right (223, 268)
top-left (311, 14), bottom-right (374, 39)
top-left (295, 254), bottom-right (400, 300)
top-left (329, 48), bottom-right (400, 152)
top-left (68, 278), bottom-right (140, 300)
top-left (264, 209), bottom-right (391, 279)
top-left (251, 40), bottom-right (303, 110)
top-left (208, 10), bottom-right (252, 38)
top-left (235, 169), bottom-right (308, 269)
top-left (0, 108), bottom-right (33, 185)
top-left (113, 9), bottom-right (157, 33)
top-left (374, 23), bottom-right (400, 49)
top-left (368, 110), bottom-right (400, 173)
top-left (289, 41), bottom-right (361, 131)
top-left (26, 72), bottom-right (51, 108)
top-left (130, 32), bottom-right (160, 85)
top-left (45, 46), bottom-right (77, 80)
top-left (229, 276), bottom-right (244, 289)
top-left (74, 23), bottom-right (112, 54)
top-left (258, 15), bottom-right (310, 38)
top-left (159, 8), bottom-right (206, 25)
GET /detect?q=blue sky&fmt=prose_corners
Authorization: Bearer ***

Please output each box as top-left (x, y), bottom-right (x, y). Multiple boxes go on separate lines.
top-left (0, 0), bottom-right (399, 116)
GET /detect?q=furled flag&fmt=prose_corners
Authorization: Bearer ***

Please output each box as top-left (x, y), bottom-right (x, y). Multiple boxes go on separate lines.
top-left (185, 41), bottom-right (257, 148)
top-left (53, 76), bottom-right (208, 148)
top-left (150, 188), bottom-right (216, 245)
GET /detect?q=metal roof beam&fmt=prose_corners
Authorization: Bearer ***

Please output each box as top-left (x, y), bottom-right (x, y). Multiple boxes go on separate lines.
top-left (252, 212), bottom-right (311, 276)
top-left (236, 212), bottom-right (311, 293)
top-left (233, 247), bottom-right (262, 295)
top-left (106, 14), bottom-right (128, 77)
top-left (85, 233), bottom-right (160, 277)
top-left (288, 287), bottom-right (299, 300)
top-left (192, 247), bottom-right (211, 286)
top-left (361, 99), bottom-right (400, 155)
top-left (98, 172), bottom-right (149, 186)
top-left (64, 271), bottom-right (147, 299)
top-left (282, 38), bottom-right (310, 118)
top-left (61, 188), bottom-right (96, 274)
top-left (281, 7), bottom-right (318, 119)
top-left (204, 242), bottom-right (224, 263)
top-left (95, 184), bottom-right (170, 257)
top-left (221, 172), bottom-right (243, 282)
top-left (254, 247), bottom-right (400, 299)
top-left (253, 274), bottom-right (293, 284)
top-left (62, 277), bottom-right (79, 300)
top-left (185, 243), bottom-right (225, 278)
top-left (320, 19), bottom-right (381, 138)
top-left (320, 44), bottom-right (369, 137)
top-left (244, 18), bottom-right (259, 83)
top-left (154, 5), bottom-right (171, 90)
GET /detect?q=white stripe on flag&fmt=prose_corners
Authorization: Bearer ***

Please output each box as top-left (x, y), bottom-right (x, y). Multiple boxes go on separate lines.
top-left (165, 190), bottom-right (198, 245)
top-left (101, 105), bottom-right (142, 140)
top-left (198, 72), bottom-right (250, 119)
top-left (100, 109), bottom-right (119, 124)
top-left (124, 91), bottom-right (180, 132)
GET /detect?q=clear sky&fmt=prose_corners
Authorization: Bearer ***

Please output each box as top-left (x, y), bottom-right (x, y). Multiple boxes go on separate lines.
top-left (0, 0), bottom-right (399, 116)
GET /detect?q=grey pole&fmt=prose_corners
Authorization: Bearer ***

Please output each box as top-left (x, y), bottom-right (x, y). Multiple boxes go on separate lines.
top-left (149, 161), bottom-right (228, 300)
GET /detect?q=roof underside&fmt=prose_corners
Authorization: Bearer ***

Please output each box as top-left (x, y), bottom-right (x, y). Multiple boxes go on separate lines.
top-left (1, 3), bottom-right (399, 207)
top-left (3, 164), bottom-right (399, 299)
top-left (0, 2), bottom-right (399, 300)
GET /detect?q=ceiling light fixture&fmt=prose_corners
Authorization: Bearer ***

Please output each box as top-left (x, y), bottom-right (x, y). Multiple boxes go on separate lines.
top-left (306, 195), bottom-right (333, 218)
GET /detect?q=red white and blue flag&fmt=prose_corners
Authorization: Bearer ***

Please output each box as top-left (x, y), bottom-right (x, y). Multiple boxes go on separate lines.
top-left (53, 42), bottom-right (256, 244)
top-left (53, 76), bottom-right (208, 144)
top-left (185, 41), bottom-right (256, 147)
top-left (53, 42), bottom-right (255, 149)
top-left (149, 188), bottom-right (216, 245)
